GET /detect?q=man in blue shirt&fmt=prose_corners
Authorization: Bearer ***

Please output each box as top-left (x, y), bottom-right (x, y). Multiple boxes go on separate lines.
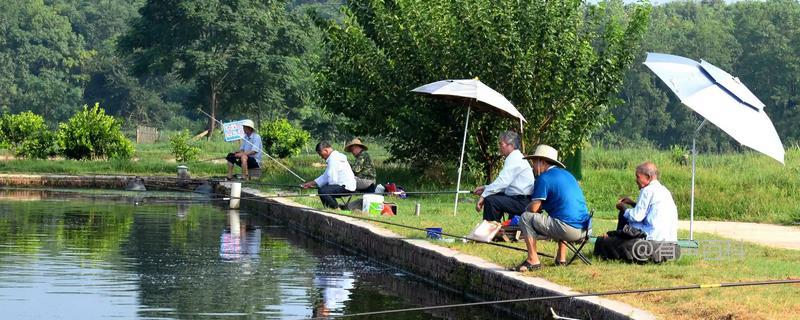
top-left (226, 119), bottom-right (263, 180)
top-left (514, 145), bottom-right (591, 272)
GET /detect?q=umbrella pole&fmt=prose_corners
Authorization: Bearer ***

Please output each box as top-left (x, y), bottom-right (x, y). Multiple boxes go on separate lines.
top-left (453, 107), bottom-right (472, 216)
top-left (690, 119), bottom-right (707, 241)
top-left (519, 118), bottom-right (525, 153)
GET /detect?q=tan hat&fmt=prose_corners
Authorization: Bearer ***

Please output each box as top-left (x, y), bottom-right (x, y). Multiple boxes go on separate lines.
top-left (241, 119), bottom-right (256, 130)
top-left (344, 138), bottom-right (368, 152)
top-left (524, 144), bottom-right (566, 168)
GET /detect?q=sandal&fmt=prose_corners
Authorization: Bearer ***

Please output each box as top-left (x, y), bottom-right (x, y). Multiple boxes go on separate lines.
top-left (511, 260), bottom-right (541, 272)
top-left (554, 260), bottom-right (567, 266)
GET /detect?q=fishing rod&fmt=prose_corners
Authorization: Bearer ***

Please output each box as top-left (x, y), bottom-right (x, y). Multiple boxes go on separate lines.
top-left (196, 108), bottom-right (306, 182)
top-left (158, 184), bottom-right (552, 258)
top-left (206, 178), bottom-right (306, 189)
top-left (312, 278), bottom-right (800, 319)
top-left (179, 187), bottom-right (473, 202)
top-left (194, 157), bottom-right (226, 163)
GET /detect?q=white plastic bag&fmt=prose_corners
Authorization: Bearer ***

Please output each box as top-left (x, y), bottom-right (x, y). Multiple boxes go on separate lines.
top-left (466, 220), bottom-right (502, 242)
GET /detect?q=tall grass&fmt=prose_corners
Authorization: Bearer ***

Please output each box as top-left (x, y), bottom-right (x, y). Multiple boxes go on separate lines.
top-left (1, 138), bottom-right (797, 224)
top-left (582, 146), bottom-right (800, 224)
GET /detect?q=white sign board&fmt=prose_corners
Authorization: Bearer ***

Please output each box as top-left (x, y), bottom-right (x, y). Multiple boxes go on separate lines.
top-left (222, 120), bottom-right (245, 142)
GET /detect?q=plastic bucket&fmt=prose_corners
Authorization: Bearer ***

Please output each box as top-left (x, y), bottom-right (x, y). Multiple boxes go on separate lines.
top-left (425, 227), bottom-right (443, 239)
top-left (362, 194), bottom-right (384, 213)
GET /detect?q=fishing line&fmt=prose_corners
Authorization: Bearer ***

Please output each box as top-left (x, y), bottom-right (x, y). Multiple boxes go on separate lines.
top-left (158, 184), bottom-right (553, 258)
top-left (311, 279), bottom-right (800, 319)
top-left (197, 108), bottom-right (306, 182)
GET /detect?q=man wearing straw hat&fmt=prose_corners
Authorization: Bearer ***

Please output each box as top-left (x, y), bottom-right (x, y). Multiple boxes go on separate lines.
top-left (226, 119), bottom-right (262, 180)
top-left (301, 141), bottom-right (357, 209)
top-left (514, 145), bottom-right (591, 271)
top-left (344, 138), bottom-right (376, 192)
top-left (472, 131), bottom-right (534, 222)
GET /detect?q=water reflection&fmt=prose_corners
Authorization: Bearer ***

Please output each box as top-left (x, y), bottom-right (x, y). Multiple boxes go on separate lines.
top-left (313, 271), bottom-right (356, 317)
top-left (0, 190), bottom-right (508, 319)
top-left (220, 210), bottom-right (261, 261)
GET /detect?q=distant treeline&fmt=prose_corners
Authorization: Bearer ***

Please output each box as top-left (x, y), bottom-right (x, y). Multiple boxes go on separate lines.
top-left (2, 0), bottom-right (799, 152)
top-left (0, 0), bottom-right (344, 139)
top-left (601, 0), bottom-right (800, 152)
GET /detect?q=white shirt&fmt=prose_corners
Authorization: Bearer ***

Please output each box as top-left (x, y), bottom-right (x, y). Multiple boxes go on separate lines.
top-left (482, 149), bottom-right (535, 197)
top-left (314, 150), bottom-right (357, 191)
top-left (624, 180), bottom-right (678, 241)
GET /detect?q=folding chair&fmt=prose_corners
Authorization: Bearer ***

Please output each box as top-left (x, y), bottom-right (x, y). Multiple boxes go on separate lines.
top-left (336, 193), bottom-right (356, 210)
top-left (495, 225), bottom-right (521, 242)
top-left (562, 210), bottom-right (594, 265)
top-left (336, 183), bottom-right (375, 210)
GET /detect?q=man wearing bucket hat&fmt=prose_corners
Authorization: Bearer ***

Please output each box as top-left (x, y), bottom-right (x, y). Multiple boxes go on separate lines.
top-left (514, 145), bottom-right (591, 272)
top-left (472, 131), bottom-right (534, 222)
top-left (344, 138), bottom-right (376, 192)
top-left (226, 119), bottom-right (262, 180)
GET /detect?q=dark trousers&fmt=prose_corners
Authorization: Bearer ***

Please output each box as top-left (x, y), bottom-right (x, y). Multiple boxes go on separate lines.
top-left (483, 193), bottom-right (529, 222)
top-left (616, 209), bottom-right (628, 231)
top-left (318, 184), bottom-right (351, 209)
top-left (226, 153), bottom-right (259, 169)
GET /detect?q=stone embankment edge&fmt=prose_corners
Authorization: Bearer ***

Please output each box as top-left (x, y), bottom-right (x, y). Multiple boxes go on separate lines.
top-left (0, 174), bottom-right (655, 319)
top-left (224, 184), bottom-right (656, 320)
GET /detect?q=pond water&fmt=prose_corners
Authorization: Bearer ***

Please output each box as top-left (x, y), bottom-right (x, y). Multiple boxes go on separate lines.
top-left (0, 188), bottom-right (508, 319)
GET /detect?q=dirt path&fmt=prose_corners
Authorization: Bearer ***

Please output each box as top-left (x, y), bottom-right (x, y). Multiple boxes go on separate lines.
top-left (679, 220), bottom-right (800, 250)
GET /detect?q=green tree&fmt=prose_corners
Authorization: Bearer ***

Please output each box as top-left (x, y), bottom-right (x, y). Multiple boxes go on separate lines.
top-left (605, 0), bottom-right (743, 151)
top-left (47, 0), bottom-right (196, 128)
top-left (0, 111), bottom-right (58, 159)
top-left (259, 118), bottom-right (310, 158)
top-left (730, 0), bottom-right (800, 146)
top-left (118, 0), bottom-right (318, 139)
top-left (169, 130), bottom-right (201, 162)
top-left (603, 0), bottom-right (800, 151)
top-left (57, 103), bottom-right (135, 160)
top-left (0, 0), bottom-right (87, 122)
top-left (320, 0), bottom-right (650, 180)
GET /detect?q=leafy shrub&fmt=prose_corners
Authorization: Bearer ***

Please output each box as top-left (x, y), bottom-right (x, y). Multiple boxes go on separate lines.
top-left (669, 144), bottom-right (689, 166)
top-left (0, 111), bottom-right (58, 159)
top-left (260, 118), bottom-right (310, 158)
top-left (169, 130), bottom-right (200, 163)
top-left (57, 103), bottom-right (135, 160)
top-left (18, 130), bottom-right (59, 159)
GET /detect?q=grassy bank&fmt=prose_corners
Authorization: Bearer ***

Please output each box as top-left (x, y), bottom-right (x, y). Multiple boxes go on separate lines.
top-left (282, 193), bottom-right (799, 319)
top-left (260, 145), bottom-right (799, 318)
top-left (1, 137), bottom-right (798, 224)
top-left (1, 138), bottom-right (798, 318)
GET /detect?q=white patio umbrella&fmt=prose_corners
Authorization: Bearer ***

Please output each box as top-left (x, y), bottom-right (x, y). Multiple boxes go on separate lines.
top-left (643, 52), bottom-right (785, 240)
top-left (412, 78), bottom-right (527, 216)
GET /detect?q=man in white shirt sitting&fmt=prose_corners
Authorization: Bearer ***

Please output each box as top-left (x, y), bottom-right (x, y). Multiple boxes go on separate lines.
top-left (473, 131), bottom-right (535, 222)
top-left (615, 161), bottom-right (678, 241)
top-left (302, 141), bottom-right (357, 209)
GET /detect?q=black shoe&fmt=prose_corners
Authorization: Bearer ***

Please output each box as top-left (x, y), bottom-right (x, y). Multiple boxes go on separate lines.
top-left (511, 260), bottom-right (541, 272)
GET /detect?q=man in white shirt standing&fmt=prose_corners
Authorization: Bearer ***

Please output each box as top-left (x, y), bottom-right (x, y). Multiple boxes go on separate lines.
top-left (473, 131), bottom-right (535, 222)
top-left (615, 161), bottom-right (678, 241)
top-left (302, 141), bottom-right (357, 209)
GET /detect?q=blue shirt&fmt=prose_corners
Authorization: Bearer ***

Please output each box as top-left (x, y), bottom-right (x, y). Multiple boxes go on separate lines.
top-left (530, 167), bottom-right (591, 229)
top-left (240, 132), bottom-right (263, 165)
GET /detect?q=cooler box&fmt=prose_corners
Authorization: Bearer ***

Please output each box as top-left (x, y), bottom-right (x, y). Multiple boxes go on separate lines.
top-left (362, 194), bottom-right (384, 215)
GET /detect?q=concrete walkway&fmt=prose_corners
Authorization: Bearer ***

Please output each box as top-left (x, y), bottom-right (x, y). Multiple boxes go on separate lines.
top-left (679, 220), bottom-right (800, 250)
